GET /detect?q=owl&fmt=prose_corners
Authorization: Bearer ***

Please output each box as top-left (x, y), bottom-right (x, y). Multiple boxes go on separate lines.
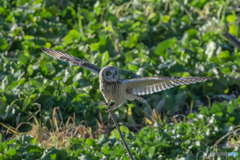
top-left (41, 47), bottom-right (211, 111)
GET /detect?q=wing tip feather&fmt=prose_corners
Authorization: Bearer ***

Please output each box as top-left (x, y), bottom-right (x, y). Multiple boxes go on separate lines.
top-left (41, 46), bottom-right (47, 52)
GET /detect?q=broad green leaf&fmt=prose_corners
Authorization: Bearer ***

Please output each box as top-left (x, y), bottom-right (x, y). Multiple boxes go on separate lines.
top-left (90, 43), bottom-right (99, 51)
top-left (0, 38), bottom-right (8, 51)
top-left (86, 138), bottom-right (95, 146)
top-left (210, 103), bottom-right (223, 113)
top-left (125, 51), bottom-right (133, 62)
top-left (161, 15), bottom-right (170, 23)
top-left (40, 60), bottom-right (55, 75)
top-left (39, 149), bottom-right (68, 159)
top-left (51, 154), bottom-right (57, 160)
top-left (229, 117), bottom-right (235, 123)
top-left (80, 9), bottom-right (94, 22)
top-left (148, 146), bottom-right (156, 158)
top-left (24, 35), bottom-right (34, 40)
top-left (185, 153), bottom-right (195, 160)
top-left (18, 53), bottom-right (29, 64)
top-left (18, 78), bottom-right (26, 85)
top-left (0, 98), bottom-right (9, 119)
top-left (8, 147), bottom-right (16, 156)
top-left (154, 38), bottom-right (176, 55)
top-left (129, 32), bottom-right (139, 48)
top-left (101, 51), bottom-right (109, 67)
top-left (27, 64), bottom-right (34, 76)
top-left (102, 144), bottom-right (111, 155)
top-left (227, 14), bottom-right (236, 23)
top-left (128, 64), bottom-right (138, 71)
top-left (63, 29), bottom-right (80, 46)
top-left (218, 50), bottom-right (230, 59)
top-left (120, 126), bottom-right (129, 134)
top-left (229, 25), bottom-right (237, 36)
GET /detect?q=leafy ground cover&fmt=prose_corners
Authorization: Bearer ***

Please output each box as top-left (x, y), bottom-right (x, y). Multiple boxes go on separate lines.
top-left (0, 0), bottom-right (240, 159)
top-left (1, 98), bottom-right (240, 159)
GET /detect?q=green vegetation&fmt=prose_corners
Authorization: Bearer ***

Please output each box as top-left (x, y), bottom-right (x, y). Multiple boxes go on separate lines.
top-left (1, 98), bottom-right (240, 159)
top-left (0, 0), bottom-right (240, 159)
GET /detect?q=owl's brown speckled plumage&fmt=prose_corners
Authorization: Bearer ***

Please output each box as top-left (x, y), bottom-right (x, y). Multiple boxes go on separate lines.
top-left (99, 66), bottom-right (146, 110)
top-left (41, 47), bottom-right (211, 111)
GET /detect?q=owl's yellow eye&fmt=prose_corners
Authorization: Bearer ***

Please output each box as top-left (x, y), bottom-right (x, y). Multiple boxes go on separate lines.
top-left (107, 71), bottom-right (111, 75)
top-left (115, 71), bottom-right (117, 74)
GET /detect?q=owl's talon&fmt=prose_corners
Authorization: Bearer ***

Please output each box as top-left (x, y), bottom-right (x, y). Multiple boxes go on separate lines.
top-left (102, 101), bottom-right (112, 111)
top-left (102, 101), bottom-right (108, 106)
top-left (107, 107), bottom-right (112, 112)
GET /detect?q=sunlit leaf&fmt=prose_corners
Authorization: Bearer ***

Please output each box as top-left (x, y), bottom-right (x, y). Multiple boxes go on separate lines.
top-left (154, 38), bottom-right (176, 55)
top-left (63, 29), bottom-right (80, 46)
top-left (229, 25), bottom-right (237, 36)
top-left (227, 14), bottom-right (236, 23)
top-left (161, 15), bottom-right (170, 23)
top-left (101, 51), bottom-right (109, 67)
top-left (7, 147), bottom-right (16, 156)
top-left (0, 38), bottom-right (8, 51)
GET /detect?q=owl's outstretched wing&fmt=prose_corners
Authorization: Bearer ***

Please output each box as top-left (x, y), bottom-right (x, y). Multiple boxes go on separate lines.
top-left (123, 77), bottom-right (211, 95)
top-left (41, 47), bottom-right (101, 75)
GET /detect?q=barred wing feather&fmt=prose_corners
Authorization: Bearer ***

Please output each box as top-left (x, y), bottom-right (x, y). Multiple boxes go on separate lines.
top-left (123, 77), bottom-right (211, 95)
top-left (41, 47), bottom-right (101, 75)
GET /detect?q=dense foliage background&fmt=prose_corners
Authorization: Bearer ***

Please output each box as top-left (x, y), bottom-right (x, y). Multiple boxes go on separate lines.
top-left (0, 0), bottom-right (240, 159)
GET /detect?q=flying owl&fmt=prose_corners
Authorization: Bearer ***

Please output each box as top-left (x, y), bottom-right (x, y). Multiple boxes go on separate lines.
top-left (41, 47), bottom-right (211, 111)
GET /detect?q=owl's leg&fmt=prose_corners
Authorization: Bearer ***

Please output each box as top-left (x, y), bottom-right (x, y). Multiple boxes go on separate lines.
top-left (102, 93), bottom-right (111, 105)
top-left (126, 91), bottom-right (147, 103)
top-left (126, 90), bottom-right (147, 103)
top-left (102, 100), bottom-right (117, 111)
top-left (102, 102), bottom-right (120, 112)
top-left (134, 96), bottom-right (147, 103)
top-left (108, 104), bottom-right (119, 111)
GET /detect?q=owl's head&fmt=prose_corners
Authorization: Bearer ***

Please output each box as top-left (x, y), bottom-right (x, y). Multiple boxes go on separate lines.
top-left (101, 66), bottom-right (120, 82)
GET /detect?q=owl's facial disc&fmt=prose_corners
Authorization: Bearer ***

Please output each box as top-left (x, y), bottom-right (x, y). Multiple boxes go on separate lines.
top-left (103, 66), bottom-right (119, 82)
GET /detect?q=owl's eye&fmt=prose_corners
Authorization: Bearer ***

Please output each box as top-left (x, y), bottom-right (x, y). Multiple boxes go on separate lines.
top-left (107, 71), bottom-right (111, 75)
top-left (115, 71), bottom-right (117, 74)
